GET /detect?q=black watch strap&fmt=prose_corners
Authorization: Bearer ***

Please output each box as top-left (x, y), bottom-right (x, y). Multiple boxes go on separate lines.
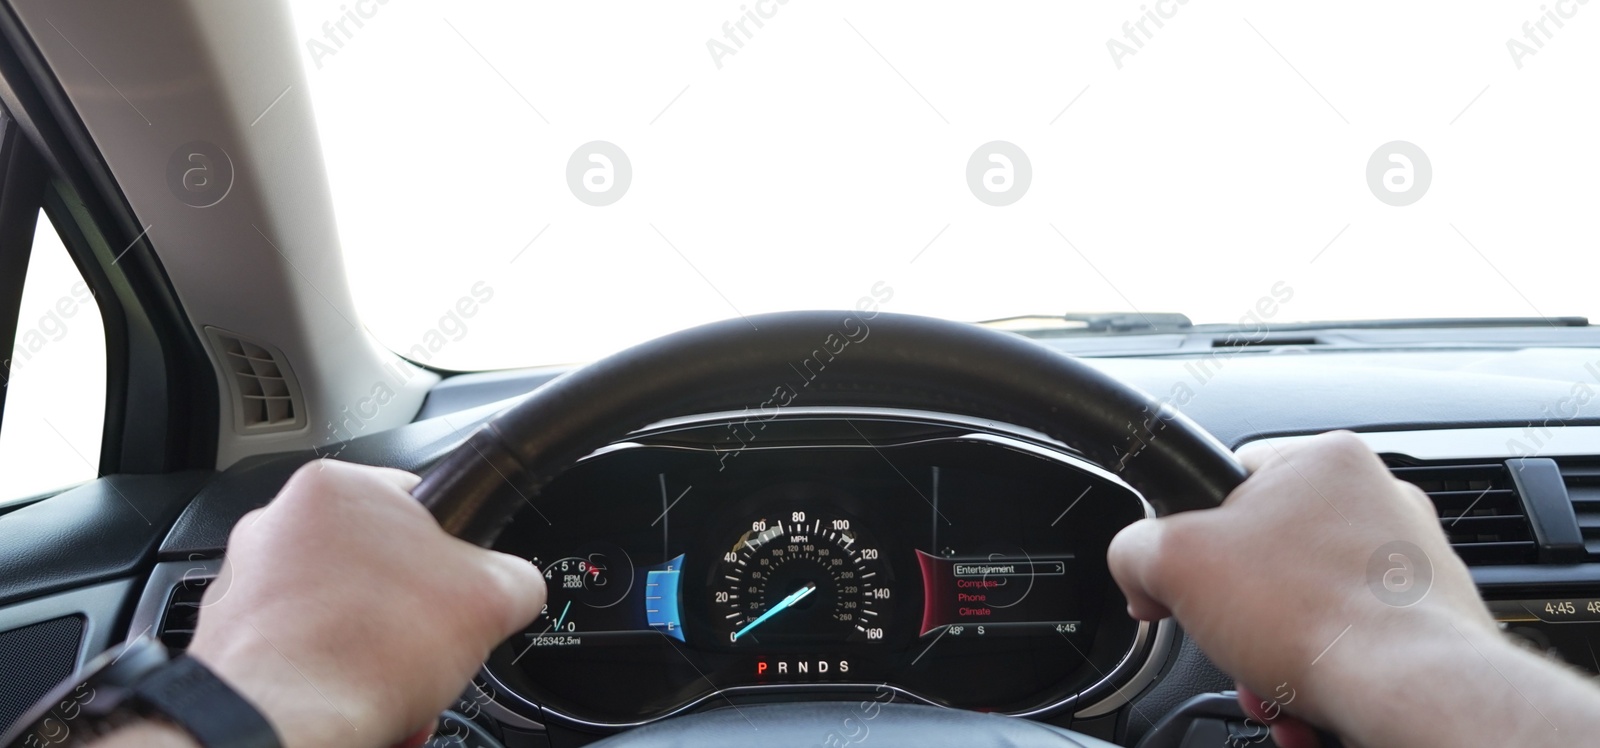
top-left (133, 655), bottom-right (282, 748)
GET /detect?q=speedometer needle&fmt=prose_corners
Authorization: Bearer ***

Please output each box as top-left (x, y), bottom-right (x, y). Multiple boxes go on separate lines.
top-left (733, 582), bottom-right (816, 641)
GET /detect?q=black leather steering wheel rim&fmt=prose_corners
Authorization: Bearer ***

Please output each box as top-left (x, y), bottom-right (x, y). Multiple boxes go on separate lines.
top-left (585, 702), bottom-right (1123, 748)
top-left (413, 310), bottom-right (1246, 546)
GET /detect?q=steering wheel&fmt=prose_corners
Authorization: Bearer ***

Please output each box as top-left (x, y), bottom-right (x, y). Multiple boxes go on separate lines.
top-left (411, 310), bottom-right (1247, 746)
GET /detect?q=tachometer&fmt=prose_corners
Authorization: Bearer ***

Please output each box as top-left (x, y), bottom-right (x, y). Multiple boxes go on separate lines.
top-left (712, 513), bottom-right (893, 646)
top-left (522, 543), bottom-right (683, 646)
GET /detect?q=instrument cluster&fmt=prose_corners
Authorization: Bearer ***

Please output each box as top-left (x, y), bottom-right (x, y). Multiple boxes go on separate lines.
top-left (484, 412), bottom-right (1160, 727)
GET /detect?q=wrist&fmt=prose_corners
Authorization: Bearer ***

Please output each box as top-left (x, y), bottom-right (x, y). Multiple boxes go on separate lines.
top-left (10, 636), bottom-right (283, 748)
top-left (1313, 605), bottom-right (1507, 746)
top-left (93, 720), bottom-right (200, 748)
top-left (187, 635), bottom-right (345, 748)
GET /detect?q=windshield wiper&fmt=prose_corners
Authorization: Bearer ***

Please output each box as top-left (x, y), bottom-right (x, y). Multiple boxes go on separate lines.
top-left (978, 312), bottom-right (1193, 335)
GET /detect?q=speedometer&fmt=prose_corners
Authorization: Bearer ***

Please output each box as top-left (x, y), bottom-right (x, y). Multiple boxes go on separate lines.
top-left (712, 512), bottom-right (894, 646)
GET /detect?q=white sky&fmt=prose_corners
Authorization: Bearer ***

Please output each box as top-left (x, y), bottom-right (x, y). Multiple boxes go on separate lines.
top-left (0, 213), bottom-right (106, 501)
top-left (2, 2), bottom-right (1596, 501)
top-left (292, 2), bottom-right (1595, 370)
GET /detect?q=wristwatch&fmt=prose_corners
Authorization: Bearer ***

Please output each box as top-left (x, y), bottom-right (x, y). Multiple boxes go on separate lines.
top-left (0, 636), bottom-right (281, 748)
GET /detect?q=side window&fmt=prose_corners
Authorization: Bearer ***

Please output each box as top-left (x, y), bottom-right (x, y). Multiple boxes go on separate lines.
top-left (0, 210), bottom-right (106, 503)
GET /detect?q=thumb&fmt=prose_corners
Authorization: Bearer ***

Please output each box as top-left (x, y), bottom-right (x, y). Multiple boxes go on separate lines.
top-left (1107, 518), bottom-right (1175, 621)
top-left (477, 550), bottom-right (548, 639)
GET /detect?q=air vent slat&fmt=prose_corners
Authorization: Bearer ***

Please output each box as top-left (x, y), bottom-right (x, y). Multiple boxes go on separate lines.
top-left (158, 577), bottom-right (211, 652)
top-left (1387, 461), bottom-right (1535, 566)
top-left (1449, 541), bottom-right (1540, 565)
top-left (206, 327), bottom-right (306, 434)
top-left (1555, 462), bottom-right (1600, 561)
top-left (1428, 489), bottom-right (1519, 516)
top-left (1440, 514), bottom-right (1531, 539)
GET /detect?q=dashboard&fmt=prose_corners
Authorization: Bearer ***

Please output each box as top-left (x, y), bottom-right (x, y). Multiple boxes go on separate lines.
top-left (13, 344), bottom-right (1600, 745)
top-left (481, 411), bottom-right (1159, 728)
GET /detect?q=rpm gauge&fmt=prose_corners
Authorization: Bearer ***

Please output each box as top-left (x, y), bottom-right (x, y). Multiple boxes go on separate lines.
top-left (712, 513), bottom-right (893, 646)
top-left (528, 543), bottom-right (638, 640)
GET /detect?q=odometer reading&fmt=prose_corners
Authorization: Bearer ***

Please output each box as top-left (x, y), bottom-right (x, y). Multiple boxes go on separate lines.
top-left (712, 513), bottom-right (893, 646)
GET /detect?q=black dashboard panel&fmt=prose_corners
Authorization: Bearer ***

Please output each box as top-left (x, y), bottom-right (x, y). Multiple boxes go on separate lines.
top-left (0, 471), bottom-right (211, 607)
top-left (482, 414), bottom-right (1152, 727)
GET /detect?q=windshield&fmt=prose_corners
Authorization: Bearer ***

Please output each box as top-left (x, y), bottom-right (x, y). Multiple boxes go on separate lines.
top-left (287, 1), bottom-right (1599, 370)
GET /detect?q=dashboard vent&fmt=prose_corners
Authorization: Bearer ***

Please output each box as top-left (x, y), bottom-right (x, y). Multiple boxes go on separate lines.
top-left (157, 576), bottom-right (211, 652)
top-left (1557, 462), bottom-right (1600, 560)
top-left (1388, 463), bottom-right (1536, 565)
top-left (205, 327), bottom-right (305, 434)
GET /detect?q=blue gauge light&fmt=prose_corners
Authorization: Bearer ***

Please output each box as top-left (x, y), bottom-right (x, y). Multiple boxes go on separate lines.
top-left (645, 554), bottom-right (686, 641)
